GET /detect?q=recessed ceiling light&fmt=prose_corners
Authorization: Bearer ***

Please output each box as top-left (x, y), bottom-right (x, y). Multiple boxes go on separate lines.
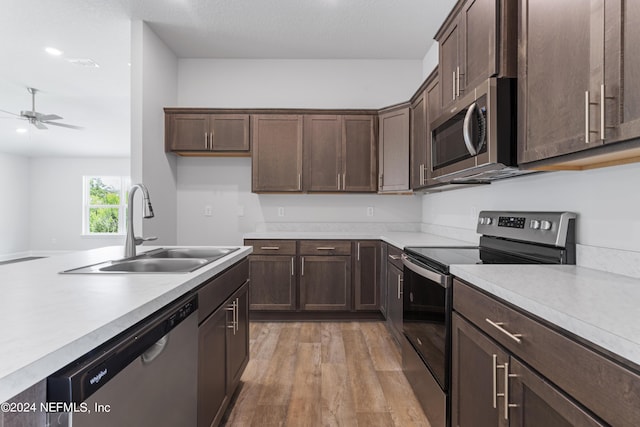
top-left (45, 47), bottom-right (63, 56)
top-left (16, 128), bottom-right (27, 133)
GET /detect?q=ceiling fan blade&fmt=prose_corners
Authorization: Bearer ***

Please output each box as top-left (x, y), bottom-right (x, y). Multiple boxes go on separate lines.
top-left (35, 113), bottom-right (63, 121)
top-left (32, 120), bottom-right (48, 130)
top-left (0, 108), bottom-right (20, 117)
top-left (44, 121), bottom-right (83, 130)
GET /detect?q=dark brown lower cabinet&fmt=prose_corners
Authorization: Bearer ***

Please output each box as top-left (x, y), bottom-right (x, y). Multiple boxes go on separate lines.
top-left (385, 245), bottom-right (403, 344)
top-left (299, 255), bottom-right (351, 311)
top-left (197, 262), bottom-right (249, 427)
top-left (452, 313), bottom-right (604, 427)
top-left (452, 279), bottom-right (640, 426)
top-left (248, 255), bottom-right (296, 311)
top-left (353, 241), bottom-right (381, 310)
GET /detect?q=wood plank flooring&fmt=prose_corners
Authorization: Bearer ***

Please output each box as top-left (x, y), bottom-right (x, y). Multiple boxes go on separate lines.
top-left (221, 322), bottom-right (431, 427)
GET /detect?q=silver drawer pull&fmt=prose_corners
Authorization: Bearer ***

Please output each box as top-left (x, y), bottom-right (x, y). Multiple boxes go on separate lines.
top-left (316, 247), bottom-right (336, 250)
top-left (485, 318), bottom-right (523, 344)
top-left (388, 254), bottom-right (402, 260)
top-left (260, 246), bottom-right (280, 250)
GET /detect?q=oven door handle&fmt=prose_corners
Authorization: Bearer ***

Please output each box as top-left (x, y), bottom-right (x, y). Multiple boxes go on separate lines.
top-left (402, 254), bottom-right (450, 288)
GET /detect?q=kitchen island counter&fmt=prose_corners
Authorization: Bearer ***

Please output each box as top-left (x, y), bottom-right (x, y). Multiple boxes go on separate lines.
top-left (0, 245), bottom-right (251, 404)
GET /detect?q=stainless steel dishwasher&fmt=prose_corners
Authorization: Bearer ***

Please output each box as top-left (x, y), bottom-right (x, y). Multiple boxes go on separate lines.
top-left (47, 294), bottom-right (198, 427)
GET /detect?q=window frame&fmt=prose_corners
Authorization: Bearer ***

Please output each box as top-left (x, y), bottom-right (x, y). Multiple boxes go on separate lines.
top-left (82, 176), bottom-right (130, 236)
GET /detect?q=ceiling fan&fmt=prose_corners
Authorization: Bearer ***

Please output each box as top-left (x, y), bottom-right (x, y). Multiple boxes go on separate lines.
top-left (0, 87), bottom-right (82, 130)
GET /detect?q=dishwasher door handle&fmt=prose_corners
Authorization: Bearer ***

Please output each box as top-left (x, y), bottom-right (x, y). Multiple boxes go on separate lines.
top-left (141, 335), bottom-right (169, 364)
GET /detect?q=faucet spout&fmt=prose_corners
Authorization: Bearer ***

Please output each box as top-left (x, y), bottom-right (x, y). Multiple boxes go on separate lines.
top-left (124, 183), bottom-right (156, 258)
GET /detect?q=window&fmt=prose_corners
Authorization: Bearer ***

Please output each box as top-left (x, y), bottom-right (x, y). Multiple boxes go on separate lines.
top-left (83, 176), bottom-right (130, 235)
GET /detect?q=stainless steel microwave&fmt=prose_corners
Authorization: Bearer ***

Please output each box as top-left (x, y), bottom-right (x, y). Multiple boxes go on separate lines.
top-left (429, 77), bottom-right (531, 183)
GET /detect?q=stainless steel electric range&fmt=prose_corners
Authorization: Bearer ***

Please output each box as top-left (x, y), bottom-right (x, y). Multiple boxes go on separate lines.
top-left (401, 211), bottom-right (577, 427)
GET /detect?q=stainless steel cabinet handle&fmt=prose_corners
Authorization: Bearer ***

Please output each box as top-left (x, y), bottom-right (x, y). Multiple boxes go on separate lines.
top-left (301, 256), bottom-right (305, 276)
top-left (316, 247), bottom-right (336, 250)
top-left (337, 173), bottom-right (341, 190)
top-left (503, 362), bottom-right (518, 420)
top-left (492, 354), bottom-right (498, 409)
top-left (357, 242), bottom-right (360, 261)
top-left (342, 173), bottom-right (346, 190)
top-left (388, 254), bottom-right (402, 260)
top-left (291, 257), bottom-right (294, 276)
top-left (397, 276), bottom-right (403, 299)
top-left (204, 132), bottom-right (208, 149)
top-left (452, 71), bottom-right (456, 100)
top-left (601, 84), bottom-right (606, 141)
top-left (260, 246), bottom-right (280, 250)
top-left (298, 173), bottom-right (301, 190)
top-left (210, 129), bottom-right (214, 150)
top-left (419, 163), bottom-right (424, 186)
top-left (486, 318), bottom-right (523, 344)
top-left (456, 66), bottom-right (460, 98)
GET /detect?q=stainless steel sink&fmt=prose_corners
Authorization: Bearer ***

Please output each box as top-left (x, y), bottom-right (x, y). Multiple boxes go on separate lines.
top-left (98, 258), bottom-right (210, 273)
top-left (144, 247), bottom-right (238, 260)
top-left (61, 247), bottom-right (240, 274)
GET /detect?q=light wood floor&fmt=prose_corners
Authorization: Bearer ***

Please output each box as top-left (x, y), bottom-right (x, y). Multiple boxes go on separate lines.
top-left (221, 322), bottom-right (431, 427)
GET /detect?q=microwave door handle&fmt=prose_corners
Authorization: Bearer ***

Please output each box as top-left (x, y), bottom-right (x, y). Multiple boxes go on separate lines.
top-left (463, 102), bottom-right (479, 156)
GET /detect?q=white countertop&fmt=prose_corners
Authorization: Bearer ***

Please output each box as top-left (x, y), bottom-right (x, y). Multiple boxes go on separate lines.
top-left (0, 245), bottom-right (252, 403)
top-left (244, 231), bottom-right (476, 249)
top-left (451, 264), bottom-right (640, 368)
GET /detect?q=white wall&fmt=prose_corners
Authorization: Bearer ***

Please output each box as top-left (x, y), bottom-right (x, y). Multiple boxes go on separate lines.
top-left (422, 42), bottom-right (439, 78)
top-left (422, 162), bottom-right (640, 252)
top-left (174, 59), bottom-right (425, 245)
top-left (0, 152), bottom-right (30, 258)
top-left (178, 59), bottom-right (423, 109)
top-left (29, 157), bottom-right (129, 252)
top-left (131, 21), bottom-right (179, 245)
top-left (176, 157), bottom-right (421, 245)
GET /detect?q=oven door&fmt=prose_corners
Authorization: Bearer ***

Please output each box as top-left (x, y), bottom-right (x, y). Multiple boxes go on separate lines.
top-left (402, 254), bottom-right (452, 392)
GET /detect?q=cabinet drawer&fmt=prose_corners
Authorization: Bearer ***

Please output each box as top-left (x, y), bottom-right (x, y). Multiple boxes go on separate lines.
top-left (386, 244), bottom-right (403, 270)
top-left (244, 240), bottom-right (296, 255)
top-left (453, 279), bottom-right (640, 427)
top-left (198, 258), bottom-right (249, 323)
top-left (298, 240), bottom-right (351, 255)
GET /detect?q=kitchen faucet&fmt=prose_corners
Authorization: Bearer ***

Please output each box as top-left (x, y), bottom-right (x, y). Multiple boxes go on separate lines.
top-left (124, 183), bottom-right (157, 258)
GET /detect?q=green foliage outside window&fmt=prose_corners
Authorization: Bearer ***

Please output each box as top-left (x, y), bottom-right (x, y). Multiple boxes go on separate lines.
top-left (88, 178), bottom-right (124, 233)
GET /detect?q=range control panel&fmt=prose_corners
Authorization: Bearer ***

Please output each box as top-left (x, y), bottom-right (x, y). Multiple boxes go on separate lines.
top-left (477, 211), bottom-right (577, 247)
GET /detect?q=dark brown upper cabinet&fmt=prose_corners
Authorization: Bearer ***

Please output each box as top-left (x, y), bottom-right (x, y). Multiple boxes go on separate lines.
top-left (303, 115), bottom-right (377, 193)
top-left (165, 112), bottom-right (250, 155)
top-left (519, 1), bottom-right (640, 169)
top-left (410, 69), bottom-right (438, 190)
top-left (252, 115), bottom-right (303, 192)
top-left (378, 105), bottom-right (410, 193)
top-left (435, 0), bottom-right (517, 113)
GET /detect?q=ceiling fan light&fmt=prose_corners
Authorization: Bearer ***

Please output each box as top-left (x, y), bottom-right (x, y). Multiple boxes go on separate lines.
top-left (16, 128), bottom-right (28, 133)
top-left (45, 47), bottom-right (63, 56)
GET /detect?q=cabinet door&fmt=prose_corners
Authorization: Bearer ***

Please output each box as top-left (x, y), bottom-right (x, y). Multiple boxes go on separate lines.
top-left (379, 107), bottom-right (410, 192)
top-left (210, 114), bottom-right (250, 151)
top-left (607, 1), bottom-right (640, 143)
top-left (198, 307), bottom-right (228, 427)
top-left (343, 115), bottom-right (377, 192)
top-left (354, 241), bottom-right (380, 311)
top-left (451, 313), bottom-right (508, 427)
top-left (518, 0), bottom-right (604, 164)
top-left (252, 115), bottom-right (303, 192)
top-left (304, 115), bottom-right (342, 191)
top-left (227, 283), bottom-right (249, 394)
top-left (508, 358), bottom-right (605, 427)
top-left (386, 263), bottom-right (403, 344)
top-left (410, 92), bottom-right (427, 189)
top-left (440, 21), bottom-right (461, 111)
top-left (248, 255), bottom-right (296, 311)
top-left (170, 114), bottom-right (209, 151)
top-left (461, 0), bottom-right (498, 92)
top-left (300, 255), bottom-right (351, 311)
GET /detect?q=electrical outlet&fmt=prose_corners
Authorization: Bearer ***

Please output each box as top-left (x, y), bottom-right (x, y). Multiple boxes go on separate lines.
top-left (204, 205), bottom-right (213, 216)
top-left (278, 207), bottom-right (285, 217)
top-left (367, 207), bottom-right (374, 217)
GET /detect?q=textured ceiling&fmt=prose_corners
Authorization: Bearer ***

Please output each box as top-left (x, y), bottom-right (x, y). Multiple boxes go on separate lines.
top-left (0, 0), bottom-right (455, 157)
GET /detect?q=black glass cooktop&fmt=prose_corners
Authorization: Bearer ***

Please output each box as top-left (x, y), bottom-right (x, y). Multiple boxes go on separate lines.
top-left (404, 245), bottom-right (543, 274)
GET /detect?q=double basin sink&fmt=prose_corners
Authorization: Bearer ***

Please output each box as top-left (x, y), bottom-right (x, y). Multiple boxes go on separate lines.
top-left (62, 247), bottom-right (239, 274)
